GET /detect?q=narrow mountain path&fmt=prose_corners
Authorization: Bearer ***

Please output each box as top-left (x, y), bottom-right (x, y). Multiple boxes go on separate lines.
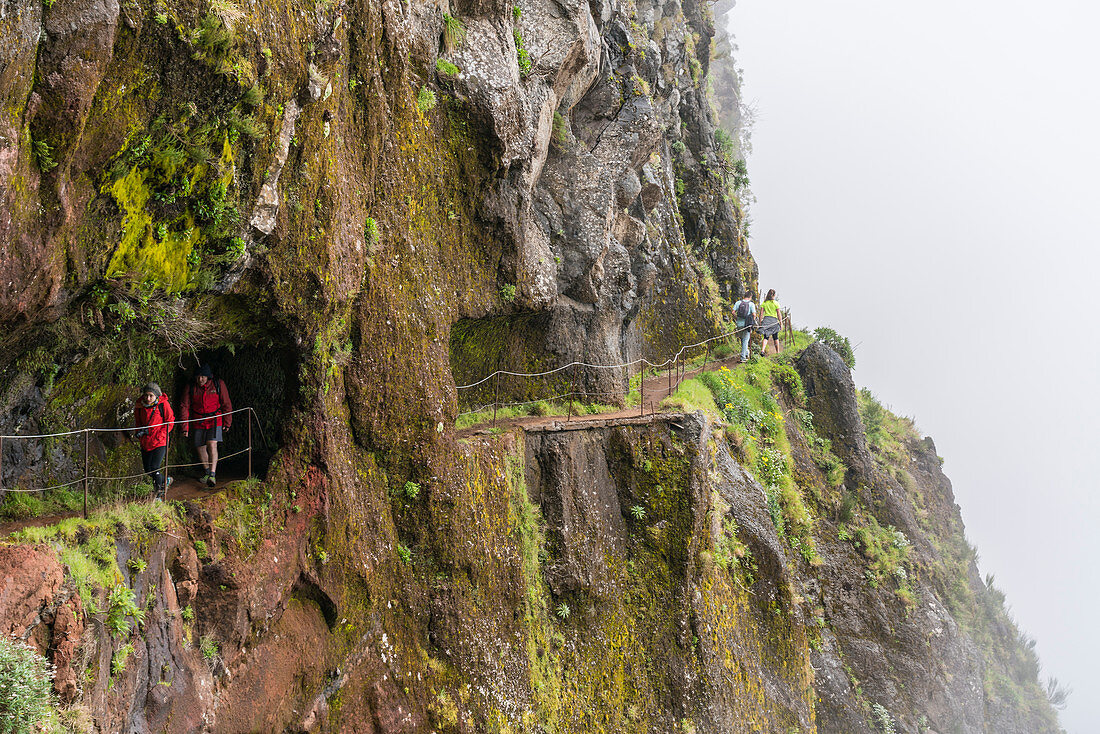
top-left (457, 353), bottom-right (747, 436)
top-left (0, 474), bottom-right (244, 536)
top-left (1, 354), bottom-right (751, 534)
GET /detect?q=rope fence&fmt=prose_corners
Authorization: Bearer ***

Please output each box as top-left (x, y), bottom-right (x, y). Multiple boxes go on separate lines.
top-left (456, 309), bottom-right (797, 427)
top-left (0, 407), bottom-right (270, 519)
top-left (0, 309), bottom-right (797, 509)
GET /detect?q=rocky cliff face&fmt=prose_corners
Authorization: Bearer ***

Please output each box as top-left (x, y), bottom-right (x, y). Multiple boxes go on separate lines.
top-left (0, 0), bottom-right (1062, 730)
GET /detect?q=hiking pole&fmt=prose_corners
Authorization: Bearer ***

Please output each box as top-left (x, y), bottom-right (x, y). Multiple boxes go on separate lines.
top-left (83, 430), bottom-right (89, 520)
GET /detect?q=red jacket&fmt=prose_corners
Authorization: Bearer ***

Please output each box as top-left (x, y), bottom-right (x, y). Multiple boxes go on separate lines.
top-left (134, 395), bottom-right (175, 451)
top-left (180, 379), bottom-right (233, 431)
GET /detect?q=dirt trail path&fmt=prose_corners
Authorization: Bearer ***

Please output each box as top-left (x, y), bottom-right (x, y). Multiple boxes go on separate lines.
top-left (458, 354), bottom-right (745, 436)
top-left (0, 474), bottom-right (243, 536)
top-left (2, 355), bottom-right (745, 534)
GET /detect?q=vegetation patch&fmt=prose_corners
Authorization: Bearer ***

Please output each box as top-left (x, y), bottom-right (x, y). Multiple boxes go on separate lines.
top-left (812, 326), bottom-right (855, 369)
top-left (212, 477), bottom-right (275, 558)
top-left (0, 637), bottom-right (60, 732)
top-left (700, 365), bottom-right (820, 564)
top-left (8, 502), bottom-right (174, 614)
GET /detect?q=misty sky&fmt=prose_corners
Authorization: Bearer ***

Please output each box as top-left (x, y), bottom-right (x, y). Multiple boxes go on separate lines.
top-left (725, 1), bottom-right (1100, 731)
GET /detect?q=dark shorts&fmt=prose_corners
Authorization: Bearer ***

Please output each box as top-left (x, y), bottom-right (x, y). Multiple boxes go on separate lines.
top-left (193, 426), bottom-right (223, 446)
top-left (759, 315), bottom-right (781, 338)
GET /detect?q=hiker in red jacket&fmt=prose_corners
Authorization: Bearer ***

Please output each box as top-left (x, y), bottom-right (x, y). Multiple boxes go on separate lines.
top-left (134, 383), bottom-right (175, 501)
top-left (180, 364), bottom-right (232, 487)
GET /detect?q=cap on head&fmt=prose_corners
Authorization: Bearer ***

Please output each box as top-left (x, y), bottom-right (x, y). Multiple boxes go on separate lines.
top-left (198, 364), bottom-right (214, 379)
top-left (143, 383), bottom-right (162, 398)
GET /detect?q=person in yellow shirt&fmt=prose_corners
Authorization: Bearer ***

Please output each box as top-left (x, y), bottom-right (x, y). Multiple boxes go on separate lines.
top-left (758, 289), bottom-right (784, 356)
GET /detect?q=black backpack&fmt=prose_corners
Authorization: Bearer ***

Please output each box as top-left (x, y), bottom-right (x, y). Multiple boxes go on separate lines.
top-left (736, 299), bottom-right (753, 322)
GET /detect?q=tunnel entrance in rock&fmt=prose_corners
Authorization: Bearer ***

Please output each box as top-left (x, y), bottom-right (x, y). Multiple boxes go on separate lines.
top-left (172, 345), bottom-right (294, 479)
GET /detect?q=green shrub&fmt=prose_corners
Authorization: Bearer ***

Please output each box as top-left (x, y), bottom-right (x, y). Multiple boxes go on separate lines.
top-left (242, 83), bottom-right (264, 106)
top-left (713, 516), bottom-right (747, 570)
top-left (417, 87), bottom-right (437, 113)
top-left (0, 637), bottom-right (56, 732)
top-left (32, 138), bottom-right (58, 173)
top-left (0, 491), bottom-right (46, 520)
top-left (106, 584), bottom-right (145, 637)
top-left (813, 326), bottom-right (855, 369)
top-left (192, 13), bottom-right (234, 69)
top-left (769, 362), bottom-right (806, 406)
top-left (364, 216), bottom-right (379, 246)
top-left (403, 481), bottom-right (420, 500)
top-left (500, 284), bottom-right (517, 303)
top-left (200, 634), bottom-right (219, 662)
top-left (435, 58), bottom-right (460, 76)
top-left (514, 30), bottom-right (531, 74)
top-left (111, 642), bottom-right (135, 676)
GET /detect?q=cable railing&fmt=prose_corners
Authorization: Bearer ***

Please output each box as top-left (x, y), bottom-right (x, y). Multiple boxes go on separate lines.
top-left (455, 309), bottom-right (796, 426)
top-left (0, 407), bottom-right (271, 518)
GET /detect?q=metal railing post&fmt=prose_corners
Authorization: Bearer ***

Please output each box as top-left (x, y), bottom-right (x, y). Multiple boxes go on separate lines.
top-left (493, 372), bottom-right (499, 426)
top-left (247, 410), bottom-right (253, 480)
top-left (0, 435), bottom-right (4, 491)
top-left (82, 430), bottom-right (89, 520)
top-left (639, 366), bottom-right (645, 417)
top-left (567, 363), bottom-right (577, 422)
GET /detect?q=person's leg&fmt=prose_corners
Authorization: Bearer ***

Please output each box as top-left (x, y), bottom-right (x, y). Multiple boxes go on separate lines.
top-left (144, 446), bottom-right (167, 499)
top-left (207, 440), bottom-right (219, 479)
top-left (740, 328), bottom-right (751, 361)
top-left (774, 336), bottom-right (783, 353)
top-left (142, 449), bottom-right (156, 484)
top-left (196, 442), bottom-right (210, 477)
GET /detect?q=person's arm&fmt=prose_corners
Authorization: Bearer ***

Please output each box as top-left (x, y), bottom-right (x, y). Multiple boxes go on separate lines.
top-left (219, 381), bottom-right (233, 429)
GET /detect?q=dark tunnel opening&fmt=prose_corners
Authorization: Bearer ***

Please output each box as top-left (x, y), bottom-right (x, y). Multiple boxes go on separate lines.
top-left (171, 345), bottom-right (294, 481)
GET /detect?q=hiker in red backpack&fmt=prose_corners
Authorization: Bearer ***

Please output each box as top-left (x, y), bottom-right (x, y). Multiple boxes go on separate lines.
top-left (134, 383), bottom-right (175, 501)
top-left (180, 364), bottom-right (232, 487)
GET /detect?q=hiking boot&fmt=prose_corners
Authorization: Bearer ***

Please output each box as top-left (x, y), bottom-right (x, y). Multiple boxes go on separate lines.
top-left (205, 474), bottom-right (217, 488)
